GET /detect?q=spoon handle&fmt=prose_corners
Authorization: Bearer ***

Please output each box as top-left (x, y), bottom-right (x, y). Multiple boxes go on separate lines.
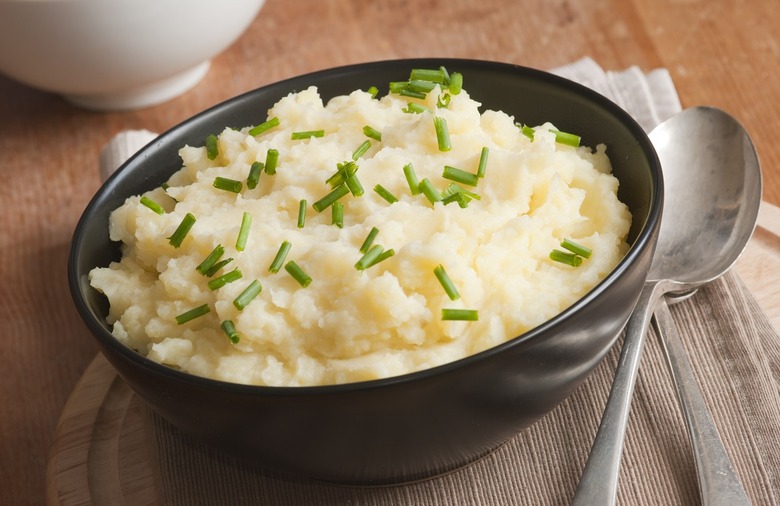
top-left (653, 297), bottom-right (752, 506)
top-left (571, 284), bottom-right (659, 506)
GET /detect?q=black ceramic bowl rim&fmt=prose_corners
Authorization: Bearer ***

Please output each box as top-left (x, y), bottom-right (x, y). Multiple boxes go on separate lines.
top-left (69, 57), bottom-right (663, 397)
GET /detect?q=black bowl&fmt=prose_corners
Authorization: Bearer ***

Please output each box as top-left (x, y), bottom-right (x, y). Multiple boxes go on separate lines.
top-left (68, 58), bottom-right (662, 485)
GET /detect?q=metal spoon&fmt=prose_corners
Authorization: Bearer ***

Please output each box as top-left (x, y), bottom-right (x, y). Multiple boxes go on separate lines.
top-left (571, 106), bottom-right (762, 505)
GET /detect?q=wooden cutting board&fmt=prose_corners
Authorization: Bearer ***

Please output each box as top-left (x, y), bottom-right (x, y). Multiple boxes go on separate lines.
top-left (45, 202), bottom-right (780, 506)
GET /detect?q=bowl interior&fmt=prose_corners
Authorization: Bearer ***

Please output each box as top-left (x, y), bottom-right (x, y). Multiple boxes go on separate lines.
top-left (70, 58), bottom-right (661, 386)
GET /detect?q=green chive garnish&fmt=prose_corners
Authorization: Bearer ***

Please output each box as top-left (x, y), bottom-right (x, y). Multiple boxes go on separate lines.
top-left (265, 149), bottom-right (279, 175)
top-left (399, 88), bottom-right (427, 100)
top-left (448, 72), bottom-right (463, 95)
top-left (205, 134), bottom-right (219, 160)
top-left (407, 80), bottom-right (437, 93)
top-left (248, 117), bottom-right (280, 136)
top-left (550, 249), bottom-right (583, 267)
top-left (434, 264), bottom-right (460, 301)
top-left (345, 171), bottom-right (364, 197)
top-left (221, 319), bottom-right (240, 344)
top-left (363, 125), bottom-right (382, 141)
top-left (355, 244), bottom-right (384, 270)
top-left (442, 308), bottom-right (478, 321)
top-left (403, 163), bottom-right (421, 195)
top-left (208, 268), bottom-right (243, 290)
top-left (297, 199), bottom-right (307, 228)
top-left (437, 93), bottom-right (452, 109)
top-left (291, 130), bottom-right (325, 140)
top-left (374, 184), bottom-right (398, 204)
top-left (367, 86), bottom-right (379, 98)
top-left (247, 161), bottom-right (263, 189)
top-left (204, 258), bottom-right (233, 277)
top-left (213, 177), bottom-right (243, 193)
top-left (561, 238), bottom-right (592, 258)
top-left (419, 178), bottom-right (442, 204)
top-left (269, 241), bottom-right (291, 273)
top-left (359, 227), bottom-right (379, 253)
top-left (410, 68), bottom-right (446, 83)
top-left (402, 102), bottom-right (427, 114)
top-left (140, 196), bottom-right (165, 215)
top-left (442, 165), bottom-right (479, 187)
top-left (326, 161), bottom-right (358, 188)
top-left (352, 140), bottom-right (372, 160)
top-left (236, 212), bottom-right (252, 251)
top-left (439, 66), bottom-right (451, 85)
top-left (332, 201), bottom-right (344, 228)
top-left (196, 244), bottom-right (225, 275)
top-left (433, 116), bottom-right (451, 152)
top-left (233, 280), bottom-right (262, 310)
top-left (175, 304), bottom-right (210, 325)
top-left (520, 124), bottom-right (535, 140)
top-left (477, 147), bottom-right (489, 178)
top-left (168, 213), bottom-right (196, 248)
top-left (552, 129), bottom-right (581, 147)
top-left (285, 261), bottom-right (312, 287)
top-left (313, 184), bottom-right (350, 212)
top-left (369, 248), bottom-right (395, 268)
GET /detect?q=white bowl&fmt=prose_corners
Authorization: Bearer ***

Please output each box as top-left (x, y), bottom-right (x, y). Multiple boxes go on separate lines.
top-left (0, 0), bottom-right (265, 110)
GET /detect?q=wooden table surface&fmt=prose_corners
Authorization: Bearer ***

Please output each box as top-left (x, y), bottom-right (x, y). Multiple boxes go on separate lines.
top-left (1, 1), bottom-right (778, 504)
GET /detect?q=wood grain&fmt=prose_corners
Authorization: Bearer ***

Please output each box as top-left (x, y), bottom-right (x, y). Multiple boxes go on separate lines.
top-left (2, 1), bottom-right (779, 504)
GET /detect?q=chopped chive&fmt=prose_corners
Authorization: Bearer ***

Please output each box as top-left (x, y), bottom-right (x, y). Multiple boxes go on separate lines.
top-left (313, 183), bottom-right (350, 212)
top-left (233, 280), bottom-right (262, 310)
top-left (561, 238), bottom-right (592, 258)
top-left (448, 72), bottom-right (463, 95)
top-left (264, 149), bottom-right (279, 175)
top-left (175, 304), bottom-right (210, 325)
top-left (213, 177), bottom-right (243, 193)
top-left (442, 308), bottom-right (478, 321)
top-left (208, 268), bottom-right (243, 290)
top-left (236, 212), bottom-right (252, 251)
top-left (419, 178), bottom-right (442, 204)
top-left (410, 68), bottom-right (446, 83)
top-left (140, 196), bottom-right (165, 215)
top-left (550, 249), bottom-right (583, 267)
top-left (402, 102), bottom-right (427, 114)
top-left (442, 182), bottom-right (481, 201)
top-left (205, 134), bottom-right (219, 160)
top-left (291, 130), bottom-right (325, 140)
top-left (297, 199), bottom-right (307, 228)
top-left (399, 88), bottom-right (427, 100)
top-left (247, 161), bottom-right (263, 189)
top-left (352, 140), bottom-right (372, 160)
top-left (439, 66), bottom-right (451, 85)
top-left (367, 86), bottom-right (379, 98)
top-left (221, 320), bottom-right (240, 344)
top-left (363, 125), bottom-right (382, 141)
top-left (204, 258), bottom-right (233, 277)
top-left (331, 201), bottom-right (344, 228)
top-left (442, 191), bottom-right (471, 208)
top-left (520, 124), bottom-right (535, 139)
top-left (407, 80), bottom-right (438, 93)
top-left (326, 161), bottom-right (358, 188)
top-left (368, 248), bottom-right (395, 268)
top-left (434, 264), bottom-right (460, 301)
top-left (345, 171), bottom-right (364, 197)
top-left (433, 116), bottom-right (451, 152)
top-left (442, 165), bottom-right (479, 187)
top-left (437, 93), bottom-right (452, 109)
top-left (477, 147), bottom-right (489, 178)
top-left (403, 163), bottom-right (421, 195)
top-left (285, 261), bottom-right (312, 287)
top-left (248, 117), bottom-right (280, 136)
top-left (269, 241), bottom-right (291, 273)
top-left (196, 244), bottom-right (225, 275)
top-left (389, 81), bottom-right (408, 94)
top-left (373, 184), bottom-right (398, 204)
top-left (355, 244), bottom-right (384, 270)
top-left (168, 213), bottom-right (196, 248)
top-left (359, 227), bottom-right (379, 253)
top-left (552, 129), bottom-right (581, 147)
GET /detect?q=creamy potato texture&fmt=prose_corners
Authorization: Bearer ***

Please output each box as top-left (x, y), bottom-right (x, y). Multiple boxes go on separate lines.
top-left (90, 77), bottom-right (632, 386)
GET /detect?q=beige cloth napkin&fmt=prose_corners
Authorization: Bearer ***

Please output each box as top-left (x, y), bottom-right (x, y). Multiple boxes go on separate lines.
top-left (100, 59), bottom-right (780, 505)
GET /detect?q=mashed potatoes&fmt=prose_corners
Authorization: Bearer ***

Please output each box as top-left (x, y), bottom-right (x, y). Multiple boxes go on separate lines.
top-left (89, 70), bottom-right (631, 386)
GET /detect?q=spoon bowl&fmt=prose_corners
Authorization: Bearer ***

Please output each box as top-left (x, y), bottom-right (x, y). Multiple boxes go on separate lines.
top-left (572, 106), bottom-right (761, 505)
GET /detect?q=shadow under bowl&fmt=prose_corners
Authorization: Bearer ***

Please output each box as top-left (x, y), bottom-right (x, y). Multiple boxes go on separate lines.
top-left (68, 58), bottom-right (663, 485)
